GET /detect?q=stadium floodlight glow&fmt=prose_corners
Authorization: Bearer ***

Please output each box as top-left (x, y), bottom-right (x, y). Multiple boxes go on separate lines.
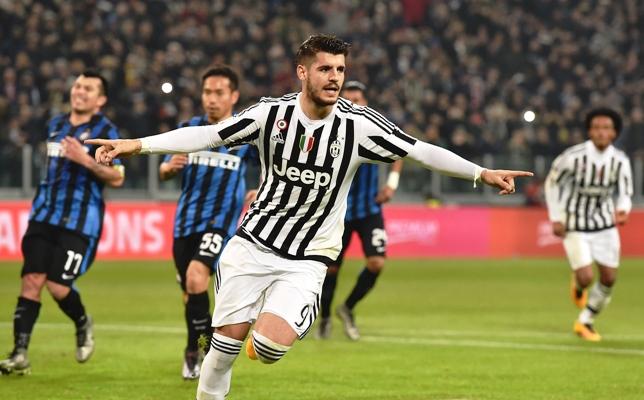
top-left (161, 82), bottom-right (173, 94)
top-left (523, 110), bottom-right (536, 122)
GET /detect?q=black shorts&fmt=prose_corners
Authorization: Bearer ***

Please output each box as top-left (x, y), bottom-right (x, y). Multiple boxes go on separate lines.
top-left (21, 221), bottom-right (98, 287)
top-left (172, 229), bottom-right (229, 291)
top-left (333, 212), bottom-right (387, 266)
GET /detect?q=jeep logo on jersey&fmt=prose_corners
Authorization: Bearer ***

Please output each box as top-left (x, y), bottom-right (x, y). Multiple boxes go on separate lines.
top-left (273, 158), bottom-right (331, 190)
top-left (299, 134), bottom-right (315, 153)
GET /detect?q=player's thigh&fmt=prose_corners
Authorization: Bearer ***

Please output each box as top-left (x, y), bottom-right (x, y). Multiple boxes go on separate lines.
top-left (562, 232), bottom-right (593, 270)
top-left (211, 236), bottom-right (275, 328)
top-left (261, 259), bottom-right (327, 340)
top-left (21, 221), bottom-right (56, 277)
top-left (589, 228), bottom-right (620, 268)
top-left (49, 229), bottom-right (94, 287)
top-left (355, 213), bottom-right (387, 258)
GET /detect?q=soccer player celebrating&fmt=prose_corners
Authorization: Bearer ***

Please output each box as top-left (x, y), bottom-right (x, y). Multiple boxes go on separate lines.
top-left (317, 80), bottom-right (403, 341)
top-left (87, 35), bottom-right (531, 399)
top-left (545, 108), bottom-right (633, 342)
top-left (0, 71), bottom-right (124, 375)
top-left (158, 66), bottom-right (257, 380)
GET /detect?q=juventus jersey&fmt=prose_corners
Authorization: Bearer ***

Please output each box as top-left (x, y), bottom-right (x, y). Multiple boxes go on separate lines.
top-left (141, 93), bottom-right (481, 264)
top-left (545, 140), bottom-right (633, 232)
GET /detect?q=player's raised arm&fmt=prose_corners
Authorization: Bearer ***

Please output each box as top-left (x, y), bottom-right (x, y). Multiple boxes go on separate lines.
top-left (355, 107), bottom-right (532, 195)
top-left (86, 103), bottom-right (265, 164)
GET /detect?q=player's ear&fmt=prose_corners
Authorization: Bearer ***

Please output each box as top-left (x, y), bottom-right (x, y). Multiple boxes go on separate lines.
top-left (231, 90), bottom-right (240, 106)
top-left (96, 95), bottom-right (107, 108)
top-left (296, 64), bottom-right (307, 82)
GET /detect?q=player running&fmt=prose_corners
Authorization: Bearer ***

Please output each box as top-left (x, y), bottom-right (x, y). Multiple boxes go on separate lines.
top-left (86, 35), bottom-right (531, 399)
top-left (545, 108), bottom-right (633, 342)
top-left (0, 71), bottom-right (124, 375)
top-left (317, 80), bottom-right (403, 341)
top-left (158, 65), bottom-right (257, 379)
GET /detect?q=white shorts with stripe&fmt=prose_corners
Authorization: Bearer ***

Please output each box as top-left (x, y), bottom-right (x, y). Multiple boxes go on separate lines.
top-left (562, 228), bottom-right (620, 270)
top-left (212, 235), bottom-right (326, 339)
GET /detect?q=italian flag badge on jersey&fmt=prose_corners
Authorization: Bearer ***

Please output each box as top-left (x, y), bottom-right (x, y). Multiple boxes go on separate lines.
top-left (299, 134), bottom-right (315, 153)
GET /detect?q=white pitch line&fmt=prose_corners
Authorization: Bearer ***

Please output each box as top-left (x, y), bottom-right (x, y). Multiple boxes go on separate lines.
top-left (361, 335), bottom-right (644, 357)
top-left (1, 322), bottom-right (643, 357)
top-left (371, 327), bottom-right (644, 341)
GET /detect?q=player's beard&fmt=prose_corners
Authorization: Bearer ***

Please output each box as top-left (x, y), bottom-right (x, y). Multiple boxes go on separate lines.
top-left (306, 80), bottom-right (337, 107)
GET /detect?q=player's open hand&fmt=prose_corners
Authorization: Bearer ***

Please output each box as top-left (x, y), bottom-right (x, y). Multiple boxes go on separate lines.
top-left (480, 169), bottom-right (533, 195)
top-left (84, 138), bottom-right (142, 165)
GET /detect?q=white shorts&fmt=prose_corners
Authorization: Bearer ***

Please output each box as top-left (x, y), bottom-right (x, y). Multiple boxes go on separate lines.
top-left (562, 228), bottom-right (620, 270)
top-left (211, 235), bottom-right (327, 339)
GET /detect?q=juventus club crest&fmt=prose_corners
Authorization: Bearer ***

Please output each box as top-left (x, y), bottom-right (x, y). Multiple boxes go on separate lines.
top-left (299, 133), bottom-right (315, 153)
top-left (329, 139), bottom-right (341, 158)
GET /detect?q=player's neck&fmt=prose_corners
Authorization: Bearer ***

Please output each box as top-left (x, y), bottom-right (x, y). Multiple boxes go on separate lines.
top-left (69, 110), bottom-right (95, 126)
top-left (299, 93), bottom-right (333, 120)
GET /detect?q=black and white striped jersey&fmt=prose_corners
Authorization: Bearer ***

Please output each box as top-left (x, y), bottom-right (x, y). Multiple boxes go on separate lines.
top-left (141, 93), bottom-right (480, 263)
top-left (545, 140), bottom-right (633, 232)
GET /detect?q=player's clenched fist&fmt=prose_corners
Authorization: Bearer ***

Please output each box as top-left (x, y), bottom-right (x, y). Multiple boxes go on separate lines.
top-left (84, 138), bottom-right (142, 165)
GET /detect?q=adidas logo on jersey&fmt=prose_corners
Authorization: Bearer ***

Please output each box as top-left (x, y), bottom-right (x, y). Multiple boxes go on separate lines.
top-left (271, 131), bottom-right (285, 144)
top-left (273, 158), bottom-right (331, 190)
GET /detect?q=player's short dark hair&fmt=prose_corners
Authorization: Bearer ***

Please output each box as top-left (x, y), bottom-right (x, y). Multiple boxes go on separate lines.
top-left (202, 65), bottom-right (239, 91)
top-left (585, 107), bottom-right (622, 136)
top-left (295, 34), bottom-right (351, 65)
top-left (342, 80), bottom-right (366, 93)
top-left (81, 69), bottom-right (109, 97)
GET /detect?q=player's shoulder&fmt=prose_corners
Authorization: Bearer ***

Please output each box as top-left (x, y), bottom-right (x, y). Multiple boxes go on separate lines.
top-left (179, 115), bottom-right (206, 128)
top-left (258, 92), bottom-right (298, 105)
top-left (612, 146), bottom-right (630, 162)
top-left (561, 142), bottom-right (587, 157)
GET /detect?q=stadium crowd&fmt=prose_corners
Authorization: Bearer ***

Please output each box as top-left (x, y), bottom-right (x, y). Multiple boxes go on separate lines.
top-left (1, 0), bottom-right (643, 186)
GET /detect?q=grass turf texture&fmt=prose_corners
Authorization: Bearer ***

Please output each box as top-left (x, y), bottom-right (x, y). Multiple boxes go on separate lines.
top-left (0, 259), bottom-right (643, 400)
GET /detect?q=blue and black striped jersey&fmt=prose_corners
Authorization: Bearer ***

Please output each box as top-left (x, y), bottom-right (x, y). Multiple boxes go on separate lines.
top-left (345, 163), bottom-right (381, 220)
top-left (29, 113), bottom-right (123, 238)
top-left (165, 115), bottom-right (258, 238)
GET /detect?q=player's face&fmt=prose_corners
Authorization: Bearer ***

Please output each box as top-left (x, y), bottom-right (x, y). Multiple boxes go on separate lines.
top-left (300, 52), bottom-right (345, 107)
top-left (588, 116), bottom-right (616, 150)
top-left (202, 76), bottom-right (239, 123)
top-left (341, 89), bottom-right (366, 106)
top-left (70, 76), bottom-right (106, 114)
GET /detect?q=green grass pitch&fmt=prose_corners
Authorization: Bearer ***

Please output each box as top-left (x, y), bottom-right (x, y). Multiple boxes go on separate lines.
top-left (1, 259), bottom-right (643, 399)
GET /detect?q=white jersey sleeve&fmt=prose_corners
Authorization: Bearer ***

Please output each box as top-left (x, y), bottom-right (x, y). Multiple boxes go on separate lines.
top-left (140, 102), bottom-right (266, 154)
top-left (355, 106), bottom-right (481, 181)
top-left (615, 155), bottom-right (633, 213)
top-left (544, 152), bottom-right (574, 223)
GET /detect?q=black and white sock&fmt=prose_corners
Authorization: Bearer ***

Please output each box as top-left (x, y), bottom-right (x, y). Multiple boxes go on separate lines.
top-left (186, 291), bottom-right (211, 352)
top-left (55, 289), bottom-right (87, 328)
top-left (13, 296), bottom-right (41, 350)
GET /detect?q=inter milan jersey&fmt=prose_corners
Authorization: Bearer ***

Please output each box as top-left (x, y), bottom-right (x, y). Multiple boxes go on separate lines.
top-left (345, 163), bottom-right (380, 221)
top-left (166, 115), bottom-right (258, 239)
top-left (141, 93), bottom-right (480, 264)
top-left (30, 113), bottom-right (123, 238)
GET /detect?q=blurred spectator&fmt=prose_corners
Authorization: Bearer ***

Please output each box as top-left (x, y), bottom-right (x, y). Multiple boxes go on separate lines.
top-left (1, 0), bottom-right (643, 189)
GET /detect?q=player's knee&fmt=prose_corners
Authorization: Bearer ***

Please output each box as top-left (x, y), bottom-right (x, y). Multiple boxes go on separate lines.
top-left (186, 261), bottom-right (210, 294)
top-left (45, 280), bottom-right (70, 301)
top-left (20, 273), bottom-right (46, 301)
top-left (599, 271), bottom-right (616, 287)
top-left (251, 331), bottom-right (291, 364)
top-left (366, 257), bottom-right (385, 273)
top-left (575, 267), bottom-right (593, 288)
